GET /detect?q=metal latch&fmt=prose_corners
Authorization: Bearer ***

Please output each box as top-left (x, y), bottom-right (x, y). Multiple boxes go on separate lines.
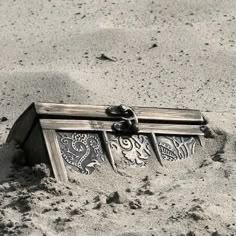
top-left (106, 104), bottom-right (139, 133)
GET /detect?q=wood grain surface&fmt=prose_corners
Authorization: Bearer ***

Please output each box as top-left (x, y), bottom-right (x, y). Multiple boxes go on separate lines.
top-left (40, 119), bottom-right (204, 135)
top-left (43, 129), bottom-right (68, 182)
top-left (35, 103), bottom-right (204, 123)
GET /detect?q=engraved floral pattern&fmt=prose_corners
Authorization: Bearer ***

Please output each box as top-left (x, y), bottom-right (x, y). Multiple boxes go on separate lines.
top-left (57, 132), bottom-right (105, 175)
top-left (110, 134), bottom-right (151, 167)
top-left (157, 136), bottom-right (196, 161)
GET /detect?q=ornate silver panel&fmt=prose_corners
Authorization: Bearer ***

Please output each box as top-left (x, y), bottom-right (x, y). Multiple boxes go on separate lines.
top-left (56, 132), bottom-right (105, 175)
top-left (156, 136), bottom-right (196, 161)
top-left (56, 131), bottom-right (198, 175)
top-left (109, 134), bottom-right (151, 167)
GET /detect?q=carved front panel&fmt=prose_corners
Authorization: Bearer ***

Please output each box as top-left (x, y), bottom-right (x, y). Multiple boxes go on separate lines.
top-left (156, 136), bottom-right (196, 161)
top-left (108, 134), bottom-right (152, 168)
top-left (56, 131), bottom-right (198, 175)
top-left (56, 132), bottom-right (105, 175)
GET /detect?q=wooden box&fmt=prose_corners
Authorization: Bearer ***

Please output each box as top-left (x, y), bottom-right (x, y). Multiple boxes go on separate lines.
top-left (7, 103), bottom-right (206, 182)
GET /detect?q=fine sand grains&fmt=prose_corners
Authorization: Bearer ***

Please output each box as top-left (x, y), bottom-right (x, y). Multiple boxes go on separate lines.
top-left (0, 0), bottom-right (235, 235)
top-left (0, 113), bottom-right (235, 235)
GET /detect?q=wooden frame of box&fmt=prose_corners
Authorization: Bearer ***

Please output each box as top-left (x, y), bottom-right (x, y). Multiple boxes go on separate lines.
top-left (7, 103), bottom-right (206, 182)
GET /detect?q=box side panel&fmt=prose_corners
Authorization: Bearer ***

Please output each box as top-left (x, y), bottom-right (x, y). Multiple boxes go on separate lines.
top-left (23, 121), bottom-right (51, 169)
top-left (6, 103), bottom-right (37, 145)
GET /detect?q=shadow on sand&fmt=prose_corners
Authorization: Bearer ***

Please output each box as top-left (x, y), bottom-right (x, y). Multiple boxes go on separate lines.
top-left (0, 71), bottom-right (89, 183)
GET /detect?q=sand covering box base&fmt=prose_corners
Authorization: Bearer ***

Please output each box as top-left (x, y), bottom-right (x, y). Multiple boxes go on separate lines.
top-left (0, 112), bottom-right (235, 236)
top-left (0, 0), bottom-right (235, 234)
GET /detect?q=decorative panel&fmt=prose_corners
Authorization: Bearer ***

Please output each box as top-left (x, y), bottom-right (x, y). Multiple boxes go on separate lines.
top-left (56, 132), bottom-right (105, 175)
top-left (156, 136), bottom-right (196, 161)
top-left (108, 134), bottom-right (152, 168)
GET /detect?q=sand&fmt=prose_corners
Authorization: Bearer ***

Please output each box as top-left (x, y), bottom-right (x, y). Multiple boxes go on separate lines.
top-left (0, 0), bottom-right (235, 235)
